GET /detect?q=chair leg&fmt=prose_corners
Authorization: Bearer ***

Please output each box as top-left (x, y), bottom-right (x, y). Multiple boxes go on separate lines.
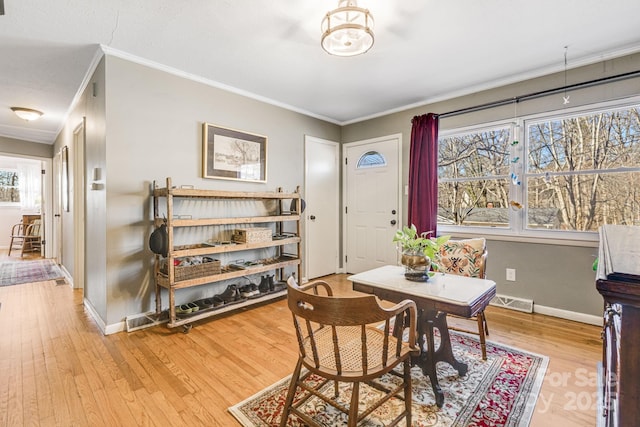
top-left (483, 314), bottom-right (490, 336)
top-left (348, 381), bottom-right (360, 427)
top-left (403, 360), bottom-right (412, 426)
top-left (8, 237), bottom-right (14, 256)
top-left (477, 312), bottom-right (487, 360)
top-left (280, 358), bottom-right (304, 427)
top-left (21, 238), bottom-right (27, 257)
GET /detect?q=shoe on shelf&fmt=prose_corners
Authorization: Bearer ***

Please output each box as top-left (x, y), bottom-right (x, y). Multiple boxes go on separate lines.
top-left (272, 281), bottom-right (287, 292)
top-left (211, 295), bottom-right (224, 307)
top-left (218, 284), bottom-right (240, 303)
top-left (258, 275), bottom-right (270, 294)
top-left (193, 298), bottom-right (214, 310)
top-left (248, 283), bottom-right (259, 296)
top-left (175, 304), bottom-right (192, 315)
top-left (239, 283), bottom-right (260, 298)
top-left (187, 302), bottom-right (200, 312)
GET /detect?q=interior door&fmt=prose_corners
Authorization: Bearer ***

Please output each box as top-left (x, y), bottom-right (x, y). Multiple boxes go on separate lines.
top-left (304, 136), bottom-right (339, 280)
top-left (73, 120), bottom-right (85, 289)
top-left (54, 149), bottom-right (63, 265)
top-left (345, 136), bottom-right (401, 274)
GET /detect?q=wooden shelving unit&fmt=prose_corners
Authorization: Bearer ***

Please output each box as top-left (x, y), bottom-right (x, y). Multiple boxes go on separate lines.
top-left (152, 177), bottom-right (301, 330)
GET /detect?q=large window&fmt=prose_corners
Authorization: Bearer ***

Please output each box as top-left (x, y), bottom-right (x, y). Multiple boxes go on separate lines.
top-left (438, 126), bottom-right (511, 228)
top-left (438, 101), bottom-right (640, 238)
top-left (526, 106), bottom-right (640, 232)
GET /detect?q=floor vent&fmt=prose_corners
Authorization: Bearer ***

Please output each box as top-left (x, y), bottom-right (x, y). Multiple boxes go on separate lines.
top-left (490, 294), bottom-right (534, 313)
top-left (125, 311), bottom-right (168, 332)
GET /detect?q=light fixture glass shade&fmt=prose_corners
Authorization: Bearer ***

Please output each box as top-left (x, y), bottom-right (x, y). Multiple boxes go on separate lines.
top-left (321, 0), bottom-right (374, 57)
top-left (11, 107), bottom-right (44, 121)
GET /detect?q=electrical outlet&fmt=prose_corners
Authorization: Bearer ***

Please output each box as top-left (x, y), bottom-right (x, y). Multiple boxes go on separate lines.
top-left (506, 268), bottom-right (516, 281)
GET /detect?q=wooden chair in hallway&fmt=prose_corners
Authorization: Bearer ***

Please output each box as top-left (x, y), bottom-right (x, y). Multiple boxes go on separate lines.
top-left (280, 279), bottom-right (419, 427)
top-left (435, 237), bottom-right (490, 359)
top-left (8, 219), bottom-right (41, 257)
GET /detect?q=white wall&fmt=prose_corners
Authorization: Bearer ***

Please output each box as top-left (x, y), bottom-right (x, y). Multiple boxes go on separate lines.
top-left (99, 55), bottom-right (340, 327)
top-left (54, 57), bottom-right (108, 321)
top-left (56, 54), bottom-right (340, 331)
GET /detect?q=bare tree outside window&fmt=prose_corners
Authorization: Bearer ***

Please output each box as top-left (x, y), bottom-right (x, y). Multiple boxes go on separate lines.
top-left (0, 170), bottom-right (20, 203)
top-left (526, 107), bottom-right (640, 231)
top-left (438, 128), bottom-right (510, 227)
top-left (437, 103), bottom-right (640, 236)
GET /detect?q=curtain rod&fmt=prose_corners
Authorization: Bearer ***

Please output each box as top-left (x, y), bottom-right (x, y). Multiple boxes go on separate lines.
top-left (437, 69), bottom-right (640, 119)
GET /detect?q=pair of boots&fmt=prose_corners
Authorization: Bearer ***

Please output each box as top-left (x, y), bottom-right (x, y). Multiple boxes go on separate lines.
top-left (258, 274), bottom-right (275, 294)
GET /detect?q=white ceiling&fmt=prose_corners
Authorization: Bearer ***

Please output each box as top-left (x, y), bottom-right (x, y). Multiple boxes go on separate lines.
top-left (1, 0), bottom-right (640, 145)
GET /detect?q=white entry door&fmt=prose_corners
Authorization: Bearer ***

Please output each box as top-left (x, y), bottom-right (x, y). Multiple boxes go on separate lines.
top-left (305, 136), bottom-right (339, 280)
top-left (345, 135), bottom-right (401, 273)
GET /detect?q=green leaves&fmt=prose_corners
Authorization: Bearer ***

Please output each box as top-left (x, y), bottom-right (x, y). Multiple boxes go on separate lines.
top-left (392, 224), bottom-right (450, 259)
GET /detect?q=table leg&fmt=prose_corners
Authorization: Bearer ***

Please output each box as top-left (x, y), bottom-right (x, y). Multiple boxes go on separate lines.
top-left (413, 309), bottom-right (468, 408)
top-left (430, 311), bottom-right (468, 376)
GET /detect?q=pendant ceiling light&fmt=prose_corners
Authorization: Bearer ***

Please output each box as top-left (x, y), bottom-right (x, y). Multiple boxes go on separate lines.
top-left (11, 107), bottom-right (44, 121)
top-left (321, 0), bottom-right (374, 57)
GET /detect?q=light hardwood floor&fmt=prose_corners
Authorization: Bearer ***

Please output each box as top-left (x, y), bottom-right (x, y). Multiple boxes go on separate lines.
top-left (0, 271), bottom-right (602, 426)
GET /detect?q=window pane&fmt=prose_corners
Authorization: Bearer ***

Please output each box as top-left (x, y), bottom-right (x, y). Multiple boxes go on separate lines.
top-left (356, 151), bottom-right (386, 168)
top-left (438, 179), bottom-right (510, 227)
top-left (527, 107), bottom-right (640, 173)
top-left (0, 170), bottom-right (20, 203)
top-left (439, 128), bottom-right (511, 178)
top-left (526, 172), bottom-right (640, 231)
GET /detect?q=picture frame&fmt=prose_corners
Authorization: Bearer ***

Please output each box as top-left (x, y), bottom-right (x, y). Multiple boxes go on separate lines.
top-left (202, 123), bottom-right (267, 182)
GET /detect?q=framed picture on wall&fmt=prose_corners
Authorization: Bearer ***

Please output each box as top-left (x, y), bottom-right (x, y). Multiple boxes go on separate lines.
top-left (202, 123), bottom-right (267, 182)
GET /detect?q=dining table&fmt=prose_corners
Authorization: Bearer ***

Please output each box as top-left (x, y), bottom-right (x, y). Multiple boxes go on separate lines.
top-left (348, 265), bottom-right (496, 407)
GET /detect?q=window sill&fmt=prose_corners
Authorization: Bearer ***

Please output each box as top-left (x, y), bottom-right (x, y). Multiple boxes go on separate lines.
top-left (439, 227), bottom-right (598, 248)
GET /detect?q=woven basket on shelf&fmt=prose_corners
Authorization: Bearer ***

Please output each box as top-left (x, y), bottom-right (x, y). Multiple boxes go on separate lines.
top-left (162, 259), bottom-right (221, 281)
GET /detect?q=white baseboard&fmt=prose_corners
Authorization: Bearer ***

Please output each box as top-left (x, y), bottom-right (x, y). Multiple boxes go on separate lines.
top-left (57, 263), bottom-right (74, 288)
top-left (105, 320), bottom-right (126, 335)
top-left (83, 298), bottom-right (106, 335)
top-left (533, 304), bottom-right (602, 326)
top-left (83, 298), bottom-right (126, 335)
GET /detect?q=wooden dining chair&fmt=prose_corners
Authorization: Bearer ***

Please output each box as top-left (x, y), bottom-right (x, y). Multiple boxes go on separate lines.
top-left (280, 279), bottom-right (419, 427)
top-left (8, 220), bottom-right (41, 257)
top-left (24, 219), bottom-right (42, 254)
top-left (8, 223), bottom-right (27, 256)
top-left (435, 237), bottom-right (490, 360)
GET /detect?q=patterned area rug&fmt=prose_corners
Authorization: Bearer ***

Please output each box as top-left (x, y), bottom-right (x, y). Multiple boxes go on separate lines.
top-left (229, 331), bottom-right (548, 427)
top-left (0, 259), bottom-right (65, 286)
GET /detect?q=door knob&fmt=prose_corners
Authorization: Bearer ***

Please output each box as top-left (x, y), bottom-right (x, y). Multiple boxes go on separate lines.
top-left (390, 219), bottom-right (397, 225)
top-left (310, 215), bottom-right (316, 220)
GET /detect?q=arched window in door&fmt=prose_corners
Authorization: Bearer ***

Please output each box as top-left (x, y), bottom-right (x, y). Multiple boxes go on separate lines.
top-left (356, 151), bottom-right (387, 169)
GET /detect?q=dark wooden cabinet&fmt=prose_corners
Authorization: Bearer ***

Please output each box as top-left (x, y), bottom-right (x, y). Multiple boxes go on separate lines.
top-left (596, 273), bottom-right (640, 427)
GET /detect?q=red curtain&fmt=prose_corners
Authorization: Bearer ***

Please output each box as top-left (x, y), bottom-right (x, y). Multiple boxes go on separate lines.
top-left (408, 113), bottom-right (439, 236)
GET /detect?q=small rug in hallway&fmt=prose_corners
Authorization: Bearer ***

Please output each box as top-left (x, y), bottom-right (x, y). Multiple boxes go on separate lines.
top-left (0, 259), bottom-right (65, 286)
top-left (229, 332), bottom-right (548, 427)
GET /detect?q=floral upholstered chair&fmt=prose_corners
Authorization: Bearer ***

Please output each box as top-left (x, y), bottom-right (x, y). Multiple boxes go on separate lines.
top-left (435, 238), bottom-right (490, 359)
